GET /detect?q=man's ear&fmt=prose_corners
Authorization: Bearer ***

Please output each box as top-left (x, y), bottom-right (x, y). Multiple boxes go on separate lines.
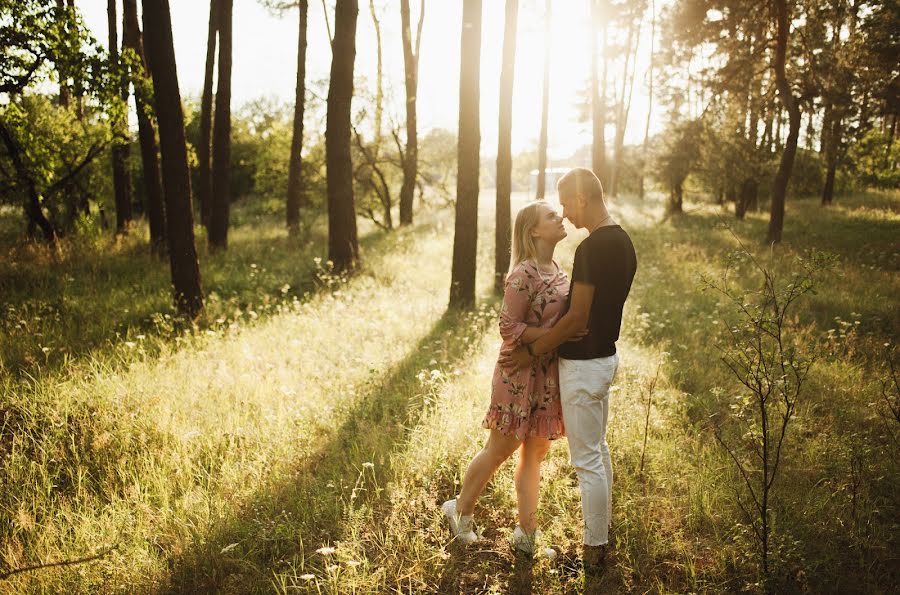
top-left (576, 191), bottom-right (588, 207)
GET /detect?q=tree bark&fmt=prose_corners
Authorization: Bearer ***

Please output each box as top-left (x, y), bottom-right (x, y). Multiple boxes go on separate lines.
top-left (821, 113), bottom-right (842, 205)
top-left (286, 0), bottom-right (309, 233)
top-left (198, 0), bottom-right (218, 229)
top-left (767, 0), bottom-right (801, 245)
top-left (123, 0), bottom-right (166, 251)
top-left (535, 0), bottom-right (551, 200)
top-left (369, 0), bottom-right (384, 146)
top-left (209, 0), bottom-right (232, 250)
top-left (326, 0), bottom-right (360, 272)
top-left (495, 0), bottom-right (518, 294)
top-left (611, 16), bottom-right (640, 198)
top-left (449, 0), bottom-right (482, 309)
top-left (591, 0), bottom-right (608, 186)
top-left (108, 0), bottom-right (133, 233)
top-left (143, 0), bottom-right (204, 317)
top-left (55, 0), bottom-right (70, 109)
top-left (638, 0), bottom-right (655, 200)
top-left (398, 0), bottom-right (423, 225)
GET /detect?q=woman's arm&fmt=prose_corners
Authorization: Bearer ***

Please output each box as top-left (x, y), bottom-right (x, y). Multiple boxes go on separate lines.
top-left (518, 326), bottom-right (550, 344)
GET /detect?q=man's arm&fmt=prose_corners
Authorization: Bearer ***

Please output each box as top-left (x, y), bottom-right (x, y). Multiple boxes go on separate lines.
top-left (497, 281), bottom-right (595, 370)
top-left (529, 281), bottom-right (595, 355)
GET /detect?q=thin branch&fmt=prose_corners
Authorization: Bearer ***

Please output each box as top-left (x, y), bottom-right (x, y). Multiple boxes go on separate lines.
top-left (0, 543), bottom-right (119, 581)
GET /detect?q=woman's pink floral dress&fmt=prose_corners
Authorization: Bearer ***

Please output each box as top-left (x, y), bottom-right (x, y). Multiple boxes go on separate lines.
top-left (483, 259), bottom-right (568, 440)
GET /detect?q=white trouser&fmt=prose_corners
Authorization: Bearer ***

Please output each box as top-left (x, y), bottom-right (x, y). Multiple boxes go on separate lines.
top-left (559, 354), bottom-right (619, 546)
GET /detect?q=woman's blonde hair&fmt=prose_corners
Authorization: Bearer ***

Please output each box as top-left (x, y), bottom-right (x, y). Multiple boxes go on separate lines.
top-left (509, 201), bottom-right (549, 273)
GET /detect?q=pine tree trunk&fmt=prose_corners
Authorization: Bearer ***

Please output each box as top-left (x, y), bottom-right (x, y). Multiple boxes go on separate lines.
top-left (495, 0), bottom-right (518, 294)
top-left (209, 0), bottom-right (232, 250)
top-left (611, 17), bottom-right (638, 199)
top-left (639, 0), bottom-right (655, 201)
top-left (143, 0), bottom-right (204, 317)
top-left (822, 114), bottom-right (841, 205)
top-left (123, 0), bottom-right (166, 252)
top-left (535, 0), bottom-right (551, 200)
top-left (449, 0), bottom-right (482, 309)
top-left (56, 0), bottom-right (70, 109)
top-left (399, 0), bottom-right (423, 226)
top-left (326, 0), bottom-right (360, 272)
top-left (198, 0), bottom-right (217, 229)
top-left (591, 0), bottom-right (608, 186)
top-left (286, 0), bottom-right (309, 234)
top-left (767, 0), bottom-right (800, 245)
top-left (108, 0), bottom-right (133, 234)
top-left (68, 0), bottom-right (84, 119)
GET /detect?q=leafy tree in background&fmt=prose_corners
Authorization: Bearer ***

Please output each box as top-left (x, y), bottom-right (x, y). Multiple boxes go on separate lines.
top-left (0, 0), bottom-right (116, 242)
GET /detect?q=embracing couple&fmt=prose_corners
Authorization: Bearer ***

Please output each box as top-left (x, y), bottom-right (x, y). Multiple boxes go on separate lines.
top-left (441, 167), bottom-right (637, 573)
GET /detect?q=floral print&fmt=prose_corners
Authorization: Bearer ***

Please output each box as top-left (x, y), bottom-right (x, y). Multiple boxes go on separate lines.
top-left (483, 260), bottom-right (568, 440)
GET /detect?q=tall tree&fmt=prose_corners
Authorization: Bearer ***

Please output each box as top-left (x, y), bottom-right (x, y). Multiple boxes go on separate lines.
top-left (398, 0), bottom-right (424, 225)
top-left (495, 0), bottom-right (518, 294)
top-left (449, 0), bottom-right (482, 308)
top-left (143, 0), bottom-right (204, 316)
top-left (55, 0), bottom-right (70, 109)
top-left (198, 0), bottom-right (217, 229)
top-left (638, 0), bottom-right (655, 200)
top-left (369, 0), bottom-right (384, 145)
top-left (610, 4), bottom-right (641, 198)
top-left (108, 0), bottom-right (133, 233)
top-left (535, 0), bottom-right (551, 200)
top-left (326, 0), bottom-right (360, 272)
top-left (767, 0), bottom-right (802, 245)
top-left (209, 0), bottom-right (232, 250)
top-left (591, 0), bottom-right (609, 186)
top-left (68, 0), bottom-right (84, 120)
top-left (286, 0), bottom-right (309, 233)
top-left (123, 0), bottom-right (166, 251)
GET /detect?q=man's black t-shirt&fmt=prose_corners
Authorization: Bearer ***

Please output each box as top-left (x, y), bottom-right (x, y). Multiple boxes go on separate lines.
top-left (559, 225), bottom-right (637, 359)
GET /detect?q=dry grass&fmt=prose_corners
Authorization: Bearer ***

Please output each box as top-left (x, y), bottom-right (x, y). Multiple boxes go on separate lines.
top-left (1, 190), bottom-right (897, 593)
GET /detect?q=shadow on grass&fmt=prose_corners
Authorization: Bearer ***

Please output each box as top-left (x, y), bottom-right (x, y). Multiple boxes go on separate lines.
top-left (0, 206), bottom-right (442, 379)
top-left (161, 300), bottom-right (498, 593)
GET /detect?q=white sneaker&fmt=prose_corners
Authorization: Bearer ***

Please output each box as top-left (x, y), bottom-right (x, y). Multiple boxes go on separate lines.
top-left (511, 525), bottom-right (556, 559)
top-left (441, 498), bottom-right (478, 544)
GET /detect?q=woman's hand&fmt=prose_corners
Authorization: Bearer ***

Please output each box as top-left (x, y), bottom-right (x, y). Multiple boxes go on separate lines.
top-left (499, 345), bottom-right (532, 371)
top-left (569, 327), bottom-right (589, 341)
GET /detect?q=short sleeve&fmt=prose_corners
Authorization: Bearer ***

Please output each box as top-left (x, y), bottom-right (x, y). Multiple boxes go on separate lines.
top-left (498, 266), bottom-right (532, 343)
top-left (571, 242), bottom-right (595, 286)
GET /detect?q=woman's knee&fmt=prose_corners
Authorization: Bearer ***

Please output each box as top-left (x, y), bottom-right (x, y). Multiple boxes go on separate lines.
top-left (522, 437), bottom-right (552, 463)
top-left (484, 431), bottom-right (521, 464)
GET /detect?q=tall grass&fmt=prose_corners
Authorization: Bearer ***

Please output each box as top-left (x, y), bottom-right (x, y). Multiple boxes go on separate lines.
top-left (1, 190), bottom-right (897, 593)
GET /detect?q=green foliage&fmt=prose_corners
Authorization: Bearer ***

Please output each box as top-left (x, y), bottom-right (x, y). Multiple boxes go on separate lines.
top-left (0, 96), bottom-right (112, 231)
top-left (703, 245), bottom-right (834, 583)
top-left (847, 129), bottom-right (900, 189)
top-left (786, 148), bottom-right (825, 197)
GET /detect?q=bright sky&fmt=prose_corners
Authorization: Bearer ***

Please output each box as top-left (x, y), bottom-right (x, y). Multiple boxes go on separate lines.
top-left (80, 0), bottom-right (662, 160)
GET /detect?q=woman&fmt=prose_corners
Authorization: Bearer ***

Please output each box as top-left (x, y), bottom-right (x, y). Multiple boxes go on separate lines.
top-left (442, 200), bottom-right (572, 556)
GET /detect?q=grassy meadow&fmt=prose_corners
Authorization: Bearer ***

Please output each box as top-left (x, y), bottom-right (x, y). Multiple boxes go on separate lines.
top-left (1, 190), bottom-right (898, 593)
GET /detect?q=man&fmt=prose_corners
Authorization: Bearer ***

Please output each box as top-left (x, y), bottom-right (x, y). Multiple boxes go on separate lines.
top-left (501, 167), bottom-right (637, 573)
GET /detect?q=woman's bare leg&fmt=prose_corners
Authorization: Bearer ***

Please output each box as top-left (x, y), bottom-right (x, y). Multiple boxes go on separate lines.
top-left (456, 429), bottom-right (522, 516)
top-left (515, 436), bottom-right (552, 533)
